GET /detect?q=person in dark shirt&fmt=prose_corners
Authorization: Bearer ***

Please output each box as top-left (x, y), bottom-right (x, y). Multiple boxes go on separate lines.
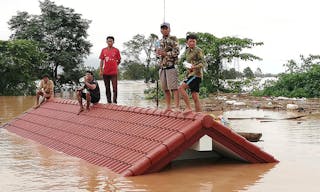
top-left (76, 71), bottom-right (100, 114)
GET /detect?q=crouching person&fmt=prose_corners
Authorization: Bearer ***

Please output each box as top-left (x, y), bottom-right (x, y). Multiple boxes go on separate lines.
top-left (77, 71), bottom-right (100, 114)
top-left (34, 74), bottom-right (54, 109)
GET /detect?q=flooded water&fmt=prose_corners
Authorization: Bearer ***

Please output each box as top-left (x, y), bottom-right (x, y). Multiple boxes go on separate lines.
top-left (1, 80), bottom-right (320, 191)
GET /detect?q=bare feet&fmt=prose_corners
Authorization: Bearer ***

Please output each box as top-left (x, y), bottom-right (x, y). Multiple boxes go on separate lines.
top-left (162, 108), bottom-right (173, 114)
top-left (33, 104), bottom-right (40, 109)
top-left (77, 108), bottom-right (84, 115)
top-left (182, 109), bottom-right (193, 115)
top-left (172, 108), bottom-right (181, 113)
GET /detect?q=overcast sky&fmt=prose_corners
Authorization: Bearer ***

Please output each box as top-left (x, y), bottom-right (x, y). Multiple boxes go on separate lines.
top-left (1, 0), bottom-right (320, 74)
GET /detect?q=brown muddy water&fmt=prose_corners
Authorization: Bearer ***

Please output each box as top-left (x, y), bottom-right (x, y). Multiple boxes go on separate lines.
top-left (1, 80), bottom-right (320, 192)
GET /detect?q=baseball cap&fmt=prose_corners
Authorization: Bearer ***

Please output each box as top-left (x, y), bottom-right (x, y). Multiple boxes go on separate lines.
top-left (160, 22), bottom-right (170, 28)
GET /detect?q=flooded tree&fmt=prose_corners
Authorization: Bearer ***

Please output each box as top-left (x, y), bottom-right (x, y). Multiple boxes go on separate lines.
top-left (255, 54), bottom-right (320, 98)
top-left (254, 67), bottom-right (263, 77)
top-left (243, 67), bottom-right (254, 79)
top-left (121, 61), bottom-right (146, 80)
top-left (283, 54), bottom-right (320, 73)
top-left (122, 34), bottom-right (159, 82)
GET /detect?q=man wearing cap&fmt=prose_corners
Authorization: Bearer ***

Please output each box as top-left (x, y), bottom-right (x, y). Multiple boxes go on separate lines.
top-left (34, 74), bottom-right (54, 108)
top-left (156, 22), bottom-right (180, 112)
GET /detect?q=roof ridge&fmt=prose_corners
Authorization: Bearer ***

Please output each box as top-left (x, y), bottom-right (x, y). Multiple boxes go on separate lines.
top-left (52, 98), bottom-right (205, 121)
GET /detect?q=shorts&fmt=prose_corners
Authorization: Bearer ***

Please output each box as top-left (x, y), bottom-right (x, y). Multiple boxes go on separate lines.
top-left (81, 91), bottom-right (100, 103)
top-left (184, 76), bottom-right (201, 93)
top-left (159, 67), bottom-right (178, 91)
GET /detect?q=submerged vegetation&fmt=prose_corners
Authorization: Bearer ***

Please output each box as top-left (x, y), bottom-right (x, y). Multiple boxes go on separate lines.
top-left (253, 55), bottom-right (320, 98)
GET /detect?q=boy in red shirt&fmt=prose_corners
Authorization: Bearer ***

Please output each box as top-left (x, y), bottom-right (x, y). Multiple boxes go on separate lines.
top-left (99, 36), bottom-right (121, 104)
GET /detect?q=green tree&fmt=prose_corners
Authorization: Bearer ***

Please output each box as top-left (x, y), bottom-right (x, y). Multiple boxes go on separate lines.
top-left (222, 68), bottom-right (241, 79)
top-left (183, 33), bottom-right (263, 92)
top-left (122, 34), bottom-right (159, 82)
top-left (57, 64), bottom-right (89, 85)
top-left (283, 54), bottom-right (320, 73)
top-left (8, 0), bottom-right (92, 84)
top-left (255, 54), bottom-right (320, 98)
top-left (254, 67), bottom-right (263, 77)
top-left (121, 60), bottom-right (146, 80)
top-left (0, 40), bottom-right (46, 95)
top-left (243, 66), bottom-right (254, 79)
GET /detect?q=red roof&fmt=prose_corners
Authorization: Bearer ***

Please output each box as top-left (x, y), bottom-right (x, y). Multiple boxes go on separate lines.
top-left (4, 98), bottom-right (278, 176)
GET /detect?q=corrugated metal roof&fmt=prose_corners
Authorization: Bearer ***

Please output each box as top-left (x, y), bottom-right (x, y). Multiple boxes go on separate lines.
top-left (4, 98), bottom-right (278, 176)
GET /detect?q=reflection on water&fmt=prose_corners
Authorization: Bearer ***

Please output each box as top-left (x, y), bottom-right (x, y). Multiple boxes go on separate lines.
top-left (1, 80), bottom-right (320, 191)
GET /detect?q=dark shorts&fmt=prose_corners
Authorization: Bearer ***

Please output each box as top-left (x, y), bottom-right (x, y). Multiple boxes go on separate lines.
top-left (184, 76), bottom-right (202, 93)
top-left (81, 92), bottom-right (100, 103)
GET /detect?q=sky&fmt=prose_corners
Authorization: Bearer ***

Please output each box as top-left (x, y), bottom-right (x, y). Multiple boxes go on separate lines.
top-left (1, 0), bottom-right (320, 74)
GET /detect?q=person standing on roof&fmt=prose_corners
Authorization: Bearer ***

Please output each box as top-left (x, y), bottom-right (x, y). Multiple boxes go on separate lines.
top-left (179, 33), bottom-right (205, 113)
top-left (156, 22), bottom-right (180, 113)
top-left (99, 36), bottom-right (121, 104)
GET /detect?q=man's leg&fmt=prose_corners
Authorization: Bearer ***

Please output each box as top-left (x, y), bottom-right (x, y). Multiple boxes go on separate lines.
top-left (40, 93), bottom-right (51, 105)
top-left (173, 89), bottom-right (179, 110)
top-left (159, 69), bottom-right (170, 112)
top-left (44, 93), bottom-right (53, 101)
top-left (77, 90), bottom-right (84, 114)
top-left (164, 90), bottom-right (171, 111)
top-left (111, 75), bottom-right (118, 104)
top-left (192, 92), bottom-right (201, 112)
top-left (103, 75), bottom-right (112, 103)
top-left (85, 92), bottom-right (91, 111)
top-left (35, 91), bottom-right (41, 105)
top-left (166, 68), bottom-right (179, 110)
top-left (179, 83), bottom-right (192, 112)
top-left (190, 77), bottom-right (201, 112)
top-left (34, 91), bottom-right (43, 108)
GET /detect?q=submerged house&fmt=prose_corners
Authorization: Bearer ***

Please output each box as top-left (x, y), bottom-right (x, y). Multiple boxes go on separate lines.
top-left (4, 98), bottom-right (278, 176)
